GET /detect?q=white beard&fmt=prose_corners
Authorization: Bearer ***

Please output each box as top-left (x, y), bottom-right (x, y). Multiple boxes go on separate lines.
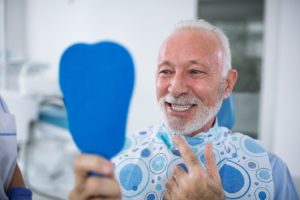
top-left (159, 93), bottom-right (223, 136)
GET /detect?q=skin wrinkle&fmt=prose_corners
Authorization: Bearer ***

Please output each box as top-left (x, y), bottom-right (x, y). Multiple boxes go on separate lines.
top-left (173, 26), bottom-right (229, 76)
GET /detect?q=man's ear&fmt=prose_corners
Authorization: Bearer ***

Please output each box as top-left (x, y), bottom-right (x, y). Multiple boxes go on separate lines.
top-left (223, 68), bottom-right (238, 99)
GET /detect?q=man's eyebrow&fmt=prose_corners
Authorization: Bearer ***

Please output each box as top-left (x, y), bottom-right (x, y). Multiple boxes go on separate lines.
top-left (187, 60), bottom-right (209, 68)
top-left (189, 60), bottom-right (199, 65)
top-left (158, 61), bottom-right (174, 68)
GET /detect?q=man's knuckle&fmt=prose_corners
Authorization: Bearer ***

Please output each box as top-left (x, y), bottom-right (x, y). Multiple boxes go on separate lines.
top-left (181, 181), bottom-right (189, 192)
top-left (85, 177), bottom-right (102, 194)
top-left (181, 146), bottom-right (190, 155)
top-left (163, 191), bottom-right (170, 200)
top-left (73, 155), bottom-right (83, 171)
top-left (165, 179), bottom-right (173, 190)
top-left (173, 166), bottom-right (180, 176)
top-left (188, 156), bottom-right (199, 166)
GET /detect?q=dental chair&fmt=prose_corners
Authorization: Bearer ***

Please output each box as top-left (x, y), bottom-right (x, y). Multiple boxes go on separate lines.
top-left (217, 96), bottom-right (235, 129)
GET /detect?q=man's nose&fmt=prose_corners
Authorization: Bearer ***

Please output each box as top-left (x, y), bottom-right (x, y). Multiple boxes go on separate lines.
top-left (168, 74), bottom-right (189, 97)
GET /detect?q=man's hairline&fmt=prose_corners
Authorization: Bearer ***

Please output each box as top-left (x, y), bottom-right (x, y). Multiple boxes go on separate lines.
top-left (170, 19), bottom-right (232, 78)
top-left (159, 26), bottom-right (230, 79)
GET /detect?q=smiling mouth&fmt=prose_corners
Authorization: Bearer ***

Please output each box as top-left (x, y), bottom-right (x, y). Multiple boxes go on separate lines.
top-left (167, 103), bottom-right (196, 112)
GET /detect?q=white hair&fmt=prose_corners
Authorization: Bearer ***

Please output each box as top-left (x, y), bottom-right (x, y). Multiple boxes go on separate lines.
top-left (172, 19), bottom-right (231, 77)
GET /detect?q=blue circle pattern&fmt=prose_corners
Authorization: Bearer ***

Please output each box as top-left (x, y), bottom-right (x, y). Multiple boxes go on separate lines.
top-left (116, 158), bottom-right (150, 198)
top-left (255, 187), bottom-right (270, 200)
top-left (248, 161), bottom-right (257, 169)
top-left (150, 154), bottom-right (167, 174)
top-left (220, 164), bottom-right (245, 193)
top-left (113, 126), bottom-right (274, 199)
top-left (145, 192), bottom-right (158, 200)
top-left (244, 139), bottom-right (265, 154)
top-left (218, 160), bottom-right (251, 198)
top-left (155, 184), bottom-right (162, 191)
top-left (141, 148), bottom-right (151, 158)
top-left (256, 168), bottom-right (272, 183)
top-left (241, 136), bottom-right (267, 157)
top-left (259, 191), bottom-right (267, 200)
top-left (119, 164), bottom-right (142, 191)
top-left (186, 137), bottom-right (204, 146)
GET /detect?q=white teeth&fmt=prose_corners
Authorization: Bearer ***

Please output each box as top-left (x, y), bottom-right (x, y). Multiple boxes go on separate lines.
top-left (171, 104), bottom-right (193, 112)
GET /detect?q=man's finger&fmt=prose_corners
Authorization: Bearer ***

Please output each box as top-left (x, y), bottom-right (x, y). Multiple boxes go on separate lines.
top-left (173, 135), bottom-right (201, 170)
top-left (81, 176), bottom-right (121, 198)
top-left (205, 143), bottom-right (220, 179)
top-left (172, 166), bottom-right (185, 185)
top-left (74, 154), bottom-right (114, 185)
top-left (172, 165), bottom-right (189, 191)
top-left (163, 191), bottom-right (172, 200)
top-left (165, 177), bottom-right (177, 192)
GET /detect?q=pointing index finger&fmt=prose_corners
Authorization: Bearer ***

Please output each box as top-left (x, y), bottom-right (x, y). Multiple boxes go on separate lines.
top-left (173, 135), bottom-right (202, 171)
top-left (205, 143), bottom-right (220, 179)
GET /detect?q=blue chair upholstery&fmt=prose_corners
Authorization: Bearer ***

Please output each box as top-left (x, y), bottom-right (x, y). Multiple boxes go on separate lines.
top-left (217, 96), bottom-right (235, 129)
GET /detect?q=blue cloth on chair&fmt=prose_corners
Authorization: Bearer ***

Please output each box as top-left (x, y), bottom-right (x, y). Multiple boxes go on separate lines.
top-left (217, 96), bottom-right (235, 129)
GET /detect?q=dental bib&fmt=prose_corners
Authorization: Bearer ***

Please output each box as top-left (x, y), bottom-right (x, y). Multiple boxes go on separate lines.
top-left (112, 121), bottom-right (274, 200)
top-left (59, 41), bottom-right (134, 158)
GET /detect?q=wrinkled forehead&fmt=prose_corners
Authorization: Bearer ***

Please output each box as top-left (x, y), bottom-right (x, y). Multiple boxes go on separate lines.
top-left (158, 28), bottom-right (224, 68)
top-left (161, 28), bottom-right (222, 52)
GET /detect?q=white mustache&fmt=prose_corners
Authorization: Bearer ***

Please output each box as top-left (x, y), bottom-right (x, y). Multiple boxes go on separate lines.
top-left (163, 94), bottom-right (200, 105)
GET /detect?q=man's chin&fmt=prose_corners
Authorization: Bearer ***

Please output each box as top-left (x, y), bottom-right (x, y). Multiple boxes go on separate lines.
top-left (163, 114), bottom-right (213, 136)
top-left (164, 120), bottom-right (193, 135)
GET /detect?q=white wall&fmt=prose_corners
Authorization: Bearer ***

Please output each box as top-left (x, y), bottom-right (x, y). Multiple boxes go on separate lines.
top-left (5, 0), bottom-right (26, 60)
top-left (25, 0), bottom-right (197, 134)
top-left (260, 0), bottom-right (300, 178)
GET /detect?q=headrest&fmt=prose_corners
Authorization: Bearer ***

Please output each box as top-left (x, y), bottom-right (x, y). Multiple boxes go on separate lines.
top-left (217, 96), bottom-right (235, 129)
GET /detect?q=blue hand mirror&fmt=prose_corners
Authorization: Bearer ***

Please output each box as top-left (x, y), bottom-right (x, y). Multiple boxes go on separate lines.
top-left (59, 41), bottom-right (135, 159)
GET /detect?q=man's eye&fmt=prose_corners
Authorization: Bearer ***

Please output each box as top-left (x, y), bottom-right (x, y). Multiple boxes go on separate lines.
top-left (159, 70), bottom-right (172, 75)
top-left (190, 69), bottom-right (204, 74)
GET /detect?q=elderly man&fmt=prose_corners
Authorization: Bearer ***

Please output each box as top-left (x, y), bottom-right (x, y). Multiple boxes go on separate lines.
top-left (69, 19), bottom-right (299, 200)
